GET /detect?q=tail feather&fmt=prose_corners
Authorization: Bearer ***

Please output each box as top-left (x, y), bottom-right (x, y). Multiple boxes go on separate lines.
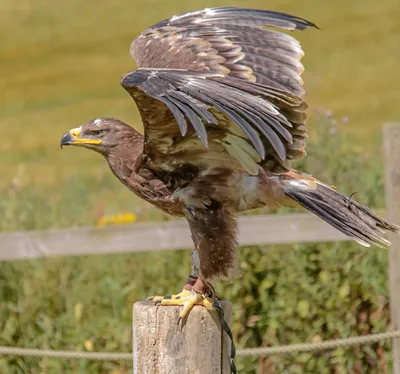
top-left (284, 176), bottom-right (400, 248)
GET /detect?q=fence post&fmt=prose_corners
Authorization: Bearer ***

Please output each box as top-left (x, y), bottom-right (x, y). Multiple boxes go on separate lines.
top-left (132, 301), bottom-right (232, 373)
top-left (384, 124), bottom-right (400, 374)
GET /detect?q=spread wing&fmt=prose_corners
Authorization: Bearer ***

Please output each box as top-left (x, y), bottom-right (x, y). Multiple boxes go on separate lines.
top-left (121, 7), bottom-right (317, 175)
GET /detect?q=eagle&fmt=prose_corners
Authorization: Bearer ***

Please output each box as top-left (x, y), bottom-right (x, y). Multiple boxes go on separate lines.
top-left (60, 7), bottom-right (399, 319)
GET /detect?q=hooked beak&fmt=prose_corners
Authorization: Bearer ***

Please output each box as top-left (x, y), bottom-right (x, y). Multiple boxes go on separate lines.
top-left (60, 127), bottom-right (102, 149)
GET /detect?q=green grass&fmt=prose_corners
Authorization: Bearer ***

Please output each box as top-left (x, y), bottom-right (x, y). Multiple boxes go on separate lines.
top-left (1, 0), bottom-right (399, 192)
top-left (0, 117), bottom-right (392, 373)
top-left (1, 1), bottom-right (399, 372)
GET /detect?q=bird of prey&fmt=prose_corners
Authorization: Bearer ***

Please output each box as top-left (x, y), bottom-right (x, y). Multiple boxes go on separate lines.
top-left (61, 7), bottom-right (399, 319)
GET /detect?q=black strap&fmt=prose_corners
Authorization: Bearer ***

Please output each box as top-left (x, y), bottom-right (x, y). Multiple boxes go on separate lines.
top-left (213, 300), bottom-right (237, 374)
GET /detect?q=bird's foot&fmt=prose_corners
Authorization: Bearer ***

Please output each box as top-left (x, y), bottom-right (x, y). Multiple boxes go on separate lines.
top-left (148, 277), bottom-right (215, 320)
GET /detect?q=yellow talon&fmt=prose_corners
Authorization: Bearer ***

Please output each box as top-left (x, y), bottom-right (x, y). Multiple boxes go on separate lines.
top-left (150, 289), bottom-right (214, 319)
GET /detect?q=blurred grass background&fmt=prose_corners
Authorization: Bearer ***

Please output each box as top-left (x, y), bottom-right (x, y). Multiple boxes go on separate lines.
top-left (1, 0), bottom-right (399, 190)
top-left (1, 0), bottom-right (399, 372)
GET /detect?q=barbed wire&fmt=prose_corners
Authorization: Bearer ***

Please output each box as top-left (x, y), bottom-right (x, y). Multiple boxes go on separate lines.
top-left (1, 330), bottom-right (399, 361)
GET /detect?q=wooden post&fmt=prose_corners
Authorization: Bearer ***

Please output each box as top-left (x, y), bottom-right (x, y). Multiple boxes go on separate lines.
top-left (132, 301), bottom-right (232, 374)
top-left (384, 124), bottom-right (400, 374)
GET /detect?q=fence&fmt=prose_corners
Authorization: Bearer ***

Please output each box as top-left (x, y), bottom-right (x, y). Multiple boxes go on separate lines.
top-left (0, 212), bottom-right (348, 261)
top-left (1, 125), bottom-right (400, 372)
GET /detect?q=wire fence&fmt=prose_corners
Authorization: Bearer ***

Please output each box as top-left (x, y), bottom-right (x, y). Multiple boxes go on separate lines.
top-left (1, 330), bottom-right (399, 361)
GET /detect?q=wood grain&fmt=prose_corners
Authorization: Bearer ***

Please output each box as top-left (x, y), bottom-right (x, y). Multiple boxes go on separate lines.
top-left (384, 124), bottom-right (400, 374)
top-left (132, 301), bottom-right (232, 374)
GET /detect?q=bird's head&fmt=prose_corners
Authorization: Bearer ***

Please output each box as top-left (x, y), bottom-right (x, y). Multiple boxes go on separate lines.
top-left (60, 117), bottom-right (137, 156)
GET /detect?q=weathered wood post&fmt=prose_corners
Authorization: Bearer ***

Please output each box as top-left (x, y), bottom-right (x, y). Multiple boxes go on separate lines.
top-left (133, 301), bottom-right (233, 374)
top-left (384, 124), bottom-right (400, 374)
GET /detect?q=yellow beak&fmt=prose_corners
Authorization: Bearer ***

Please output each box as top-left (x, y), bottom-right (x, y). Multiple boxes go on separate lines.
top-left (60, 127), bottom-right (102, 147)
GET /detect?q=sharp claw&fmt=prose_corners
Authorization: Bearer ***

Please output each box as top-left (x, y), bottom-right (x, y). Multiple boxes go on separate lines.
top-left (147, 288), bottom-right (215, 321)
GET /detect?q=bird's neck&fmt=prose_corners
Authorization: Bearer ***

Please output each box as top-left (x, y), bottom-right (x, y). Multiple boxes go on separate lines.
top-left (106, 133), bottom-right (144, 181)
top-left (105, 135), bottom-right (179, 214)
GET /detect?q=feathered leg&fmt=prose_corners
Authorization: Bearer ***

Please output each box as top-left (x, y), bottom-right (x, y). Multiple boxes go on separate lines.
top-left (150, 202), bottom-right (238, 319)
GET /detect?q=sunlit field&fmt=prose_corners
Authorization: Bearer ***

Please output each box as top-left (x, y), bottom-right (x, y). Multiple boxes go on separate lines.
top-left (1, 0), bottom-right (399, 192)
top-left (1, 0), bottom-right (399, 372)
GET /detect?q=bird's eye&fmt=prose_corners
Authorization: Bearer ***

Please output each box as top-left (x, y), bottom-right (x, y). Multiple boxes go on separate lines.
top-left (90, 130), bottom-right (106, 137)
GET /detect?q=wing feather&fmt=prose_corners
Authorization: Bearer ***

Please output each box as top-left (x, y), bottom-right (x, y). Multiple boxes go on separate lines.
top-left (223, 142), bottom-right (259, 176)
top-left (123, 7), bottom-right (317, 173)
top-left (131, 7), bottom-right (316, 98)
top-left (122, 68), bottom-right (312, 172)
top-left (166, 94), bottom-right (208, 146)
top-left (167, 6), bottom-right (317, 31)
top-left (168, 91), bottom-right (218, 124)
top-left (157, 96), bottom-right (188, 136)
top-left (212, 102), bottom-right (265, 158)
top-left (225, 104), bottom-right (287, 160)
top-left (199, 89), bottom-right (287, 159)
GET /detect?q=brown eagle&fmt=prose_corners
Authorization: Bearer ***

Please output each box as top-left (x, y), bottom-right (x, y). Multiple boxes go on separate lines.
top-left (61, 7), bottom-right (399, 318)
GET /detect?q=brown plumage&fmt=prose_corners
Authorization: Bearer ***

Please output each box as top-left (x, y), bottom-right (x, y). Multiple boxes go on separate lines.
top-left (61, 7), bottom-right (399, 291)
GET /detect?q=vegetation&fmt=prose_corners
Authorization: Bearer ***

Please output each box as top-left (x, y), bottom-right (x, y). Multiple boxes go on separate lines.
top-left (0, 116), bottom-right (393, 373)
top-left (1, 0), bottom-right (398, 372)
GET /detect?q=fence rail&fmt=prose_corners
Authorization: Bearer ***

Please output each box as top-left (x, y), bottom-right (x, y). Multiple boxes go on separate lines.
top-left (0, 212), bottom-right (349, 262)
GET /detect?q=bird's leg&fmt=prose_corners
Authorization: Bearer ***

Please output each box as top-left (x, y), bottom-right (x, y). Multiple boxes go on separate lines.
top-left (183, 246), bottom-right (200, 290)
top-left (149, 247), bottom-right (215, 320)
